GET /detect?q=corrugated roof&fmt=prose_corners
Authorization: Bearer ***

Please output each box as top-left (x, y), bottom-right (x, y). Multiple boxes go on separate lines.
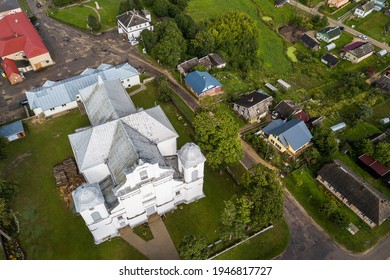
top-left (26, 63), bottom-right (139, 111)
top-left (317, 26), bottom-right (341, 40)
top-left (117, 10), bottom-right (150, 28)
top-left (0, 12), bottom-right (48, 58)
top-left (358, 154), bottom-right (390, 177)
top-left (80, 78), bottom-right (136, 126)
top-left (262, 119), bottom-right (313, 151)
top-left (0, 119), bottom-right (23, 137)
top-left (184, 71), bottom-right (222, 95)
top-left (318, 160), bottom-right (390, 225)
top-left (0, 0), bottom-right (20, 12)
top-left (274, 100), bottom-right (301, 118)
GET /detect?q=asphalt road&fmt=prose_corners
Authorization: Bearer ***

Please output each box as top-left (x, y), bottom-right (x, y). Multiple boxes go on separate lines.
top-left (289, 0), bottom-right (390, 51)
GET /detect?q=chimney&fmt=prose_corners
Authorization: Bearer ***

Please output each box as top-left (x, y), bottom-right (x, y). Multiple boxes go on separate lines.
top-left (249, 98), bottom-right (254, 102)
top-left (202, 76), bottom-right (206, 79)
top-left (15, 19), bottom-right (18, 23)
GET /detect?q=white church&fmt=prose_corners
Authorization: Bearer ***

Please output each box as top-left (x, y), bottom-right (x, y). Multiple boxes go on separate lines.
top-left (69, 76), bottom-right (206, 244)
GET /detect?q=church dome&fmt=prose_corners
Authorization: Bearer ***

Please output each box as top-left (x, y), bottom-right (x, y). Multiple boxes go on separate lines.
top-left (178, 143), bottom-right (206, 169)
top-left (72, 183), bottom-right (105, 212)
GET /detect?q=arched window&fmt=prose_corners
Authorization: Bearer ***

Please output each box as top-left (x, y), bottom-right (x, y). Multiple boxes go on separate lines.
top-left (91, 211), bottom-right (102, 222)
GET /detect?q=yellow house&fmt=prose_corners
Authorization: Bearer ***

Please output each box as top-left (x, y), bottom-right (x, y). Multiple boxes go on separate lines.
top-left (261, 119), bottom-right (313, 156)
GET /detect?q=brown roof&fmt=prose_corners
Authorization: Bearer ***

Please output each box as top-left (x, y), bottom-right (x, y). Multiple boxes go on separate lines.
top-left (117, 10), bottom-right (149, 28)
top-left (347, 42), bottom-right (374, 58)
top-left (359, 154), bottom-right (390, 177)
top-left (318, 160), bottom-right (390, 225)
top-left (274, 100), bottom-right (302, 119)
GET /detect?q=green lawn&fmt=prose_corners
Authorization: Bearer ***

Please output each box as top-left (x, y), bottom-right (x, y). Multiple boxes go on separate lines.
top-left (186, 0), bottom-right (293, 74)
top-left (346, 12), bottom-right (390, 43)
top-left (51, 6), bottom-right (94, 30)
top-left (285, 168), bottom-right (390, 252)
top-left (372, 97), bottom-right (390, 121)
top-left (215, 220), bottom-right (289, 260)
top-left (341, 121), bottom-right (382, 141)
top-left (0, 111), bottom-right (146, 259)
top-left (51, 0), bottom-right (122, 31)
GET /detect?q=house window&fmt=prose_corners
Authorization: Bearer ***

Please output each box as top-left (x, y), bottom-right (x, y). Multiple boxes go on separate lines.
top-left (176, 191), bottom-right (181, 196)
top-left (46, 60), bottom-right (50, 63)
top-left (91, 211), bottom-right (102, 222)
top-left (127, 79), bottom-right (130, 81)
top-left (191, 170), bottom-right (198, 181)
top-left (140, 170), bottom-right (148, 180)
top-left (50, 108), bottom-right (55, 111)
top-left (62, 104), bottom-right (67, 107)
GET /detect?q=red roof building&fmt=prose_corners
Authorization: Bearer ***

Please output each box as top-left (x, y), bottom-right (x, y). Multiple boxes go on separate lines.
top-left (358, 154), bottom-right (390, 178)
top-left (0, 11), bottom-right (54, 73)
top-left (1, 57), bottom-right (23, 84)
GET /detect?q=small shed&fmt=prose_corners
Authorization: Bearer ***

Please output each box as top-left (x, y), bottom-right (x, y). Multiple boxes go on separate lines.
top-left (377, 49), bottom-right (387, 57)
top-left (277, 79), bottom-right (291, 90)
top-left (330, 122), bottom-right (346, 132)
top-left (265, 83), bottom-right (278, 92)
top-left (325, 43), bottom-right (336, 51)
top-left (380, 117), bottom-right (389, 125)
top-left (0, 120), bottom-right (25, 141)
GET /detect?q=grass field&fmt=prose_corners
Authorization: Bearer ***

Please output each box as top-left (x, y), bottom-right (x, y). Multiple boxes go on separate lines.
top-left (341, 121), bottom-right (382, 141)
top-left (285, 169), bottom-right (390, 252)
top-left (346, 12), bottom-right (390, 43)
top-left (0, 111), bottom-right (146, 259)
top-left (186, 0), bottom-right (293, 74)
top-left (51, 0), bottom-right (121, 31)
top-left (215, 220), bottom-right (289, 260)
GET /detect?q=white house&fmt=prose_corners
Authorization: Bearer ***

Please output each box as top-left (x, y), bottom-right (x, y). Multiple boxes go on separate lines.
top-left (117, 9), bottom-right (153, 39)
top-left (70, 79), bottom-right (206, 244)
top-left (354, 1), bottom-right (375, 17)
top-left (26, 63), bottom-right (140, 117)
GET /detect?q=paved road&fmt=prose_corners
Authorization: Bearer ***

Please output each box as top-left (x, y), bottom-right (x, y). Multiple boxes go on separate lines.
top-left (289, 0), bottom-right (390, 51)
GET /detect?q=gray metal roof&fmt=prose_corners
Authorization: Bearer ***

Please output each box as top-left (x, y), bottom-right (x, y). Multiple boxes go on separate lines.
top-left (178, 143), bottom-right (206, 168)
top-left (26, 63), bottom-right (139, 111)
top-left (72, 183), bottom-right (105, 212)
top-left (263, 119), bottom-right (312, 151)
top-left (0, 0), bottom-right (19, 13)
top-left (80, 78), bottom-right (136, 126)
top-left (0, 120), bottom-right (23, 137)
top-left (69, 106), bottom-right (177, 172)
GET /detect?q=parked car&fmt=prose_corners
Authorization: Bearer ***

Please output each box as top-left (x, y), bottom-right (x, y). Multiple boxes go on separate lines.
top-left (36, 2), bottom-right (42, 8)
top-left (358, 35), bottom-right (368, 40)
top-left (129, 39), bottom-right (139, 46)
top-left (339, 26), bottom-right (345, 31)
top-left (19, 99), bottom-right (28, 107)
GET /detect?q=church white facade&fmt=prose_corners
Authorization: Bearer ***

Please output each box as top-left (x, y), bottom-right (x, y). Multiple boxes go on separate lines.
top-left (70, 77), bottom-right (206, 244)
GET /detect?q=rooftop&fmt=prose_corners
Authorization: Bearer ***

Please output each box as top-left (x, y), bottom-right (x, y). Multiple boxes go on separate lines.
top-left (0, 120), bottom-right (23, 137)
top-left (0, 11), bottom-right (48, 59)
top-left (117, 10), bottom-right (150, 28)
top-left (233, 90), bottom-right (272, 108)
top-left (184, 70), bottom-right (221, 95)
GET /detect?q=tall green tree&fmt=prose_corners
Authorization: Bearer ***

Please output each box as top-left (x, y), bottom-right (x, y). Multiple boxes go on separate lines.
top-left (156, 76), bottom-right (172, 102)
top-left (189, 29), bottom-right (215, 57)
top-left (193, 108), bottom-right (243, 170)
top-left (178, 235), bottom-right (209, 260)
top-left (175, 13), bottom-right (198, 39)
top-left (374, 142), bottom-right (390, 165)
top-left (241, 164), bottom-right (283, 230)
top-left (312, 126), bottom-right (338, 156)
top-left (153, 0), bottom-right (170, 17)
top-left (219, 200), bottom-right (247, 241)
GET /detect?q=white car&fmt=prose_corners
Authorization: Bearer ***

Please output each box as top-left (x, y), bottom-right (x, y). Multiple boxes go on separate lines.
top-left (129, 39), bottom-right (139, 46)
top-left (358, 35), bottom-right (368, 40)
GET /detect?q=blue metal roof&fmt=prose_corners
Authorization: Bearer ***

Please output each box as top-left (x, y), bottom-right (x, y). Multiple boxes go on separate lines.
top-left (0, 120), bottom-right (24, 137)
top-left (262, 119), bottom-right (313, 151)
top-left (184, 71), bottom-right (221, 95)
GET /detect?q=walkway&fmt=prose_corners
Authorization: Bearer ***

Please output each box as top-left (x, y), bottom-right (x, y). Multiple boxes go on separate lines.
top-left (120, 215), bottom-right (180, 260)
top-left (240, 139), bottom-right (279, 171)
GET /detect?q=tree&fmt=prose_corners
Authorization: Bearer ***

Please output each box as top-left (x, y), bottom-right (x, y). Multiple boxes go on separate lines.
top-left (0, 137), bottom-right (7, 160)
top-left (360, 139), bottom-right (374, 156)
top-left (178, 235), bottom-right (209, 260)
top-left (374, 142), bottom-right (390, 165)
top-left (219, 200), bottom-right (247, 241)
top-left (156, 76), bottom-right (172, 102)
top-left (153, 0), bottom-right (170, 17)
top-left (118, 0), bottom-right (133, 15)
top-left (87, 14), bottom-right (101, 33)
top-left (0, 198), bottom-right (12, 228)
top-left (152, 38), bottom-right (183, 67)
top-left (193, 108), bottom-right (243, 170)
top-left (198, 95), bottom-right (219, 113)
top-left (356, 104), bottom-right (373, 121)
top-left (304, 147), bottom-right (321, 165)
top-left (310, 15), bottom-right (328, 30)
top-left (241, 164), bottom-right (283, 230)
top-left (188, 29), bottom-right (215, 57)
top-left (312, 126), bottom-right (338, 156)
top-left (170, 0), bottom-right (188, 11)
top-left (175, 13), bottom-right (198, 39)
top-left (140, 29), bottom-right (157, 53)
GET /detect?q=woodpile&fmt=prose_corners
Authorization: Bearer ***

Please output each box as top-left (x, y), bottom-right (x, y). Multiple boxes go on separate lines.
top-left (53, 157), bottom-right (86, 208)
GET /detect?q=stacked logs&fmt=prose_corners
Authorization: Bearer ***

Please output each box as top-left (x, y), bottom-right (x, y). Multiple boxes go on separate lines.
top-left (53, 157), bottom-right (85, 208)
